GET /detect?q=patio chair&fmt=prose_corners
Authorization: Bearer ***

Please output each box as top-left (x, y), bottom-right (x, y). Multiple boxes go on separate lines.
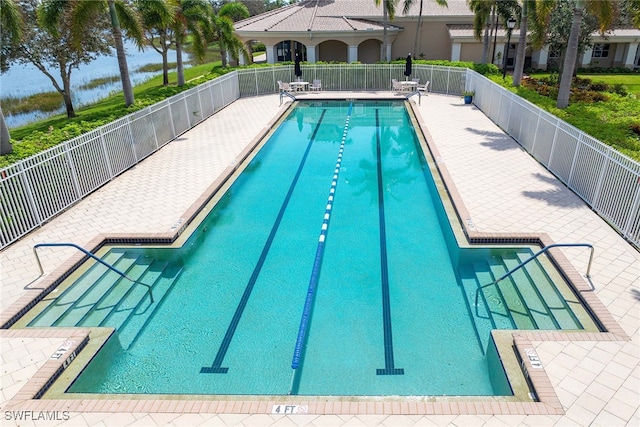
top-left (391, 79), bottom-right (404, 92)
top-left (417, 81), bottom-right (430, 94)
top-left (309, 79), bottom-right (322, 91)
top-left (278, 80), bottom-right (292, 93)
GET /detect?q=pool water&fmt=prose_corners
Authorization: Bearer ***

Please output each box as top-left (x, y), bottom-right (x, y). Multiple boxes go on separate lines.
top-left (27, 100), bottom-right (594, 397)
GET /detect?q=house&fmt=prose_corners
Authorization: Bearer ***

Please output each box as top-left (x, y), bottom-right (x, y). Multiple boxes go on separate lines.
top-left (233, 0), bottom-right (640, 71)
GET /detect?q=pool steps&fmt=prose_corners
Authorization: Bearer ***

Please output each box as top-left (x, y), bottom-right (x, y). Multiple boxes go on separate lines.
top-left (28, 248), bottom-right (583, 356)
top-left (459, 252), bottom-right (584, 351)
top-left (28, 249), bottom-right (182, 350)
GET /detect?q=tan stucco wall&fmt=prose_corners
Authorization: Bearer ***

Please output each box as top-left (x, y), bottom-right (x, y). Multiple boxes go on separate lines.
top-left (358, 39), bottom-right (381, 63)
top-left (388, 20), bottom-right (458, 61)
top-left (319, 40), bottom-right (349, 62)
top-left (460, 42), bottom-right (484, 64)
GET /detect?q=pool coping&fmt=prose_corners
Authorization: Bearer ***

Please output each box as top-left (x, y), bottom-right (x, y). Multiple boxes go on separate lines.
top-left (1, 98), bottom-right (630, 417)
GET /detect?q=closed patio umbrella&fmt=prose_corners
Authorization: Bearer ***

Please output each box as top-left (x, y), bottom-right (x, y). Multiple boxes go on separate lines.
top-left (294, 52), bottom-right (302, 80)
top-left (404, 53), bottom-right (412, 80)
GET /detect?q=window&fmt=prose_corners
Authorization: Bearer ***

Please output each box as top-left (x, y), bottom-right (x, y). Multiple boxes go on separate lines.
top-left (591, 44), bottom-right (610, 58)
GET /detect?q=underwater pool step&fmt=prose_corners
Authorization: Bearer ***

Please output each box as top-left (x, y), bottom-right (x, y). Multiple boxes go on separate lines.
top-left (76, 256), bottom-right (159, 327)
top-left (97, 259), bottom-right (169, 328)
top-left (51, 253), bottom-right (143, 327)
top-left (116, 263), bottom-right (184, 350)
top-left (501, 254), bottom-right (561, 330)
top-left (28, 250), bottom-right (132, 327)
top-left (458, 263), bottom-right (498, 352)
top-left (513, 252), bottom-right (582, 329)
top-left (478, 258), bottom-right (517, 330)
top-left (485, 256), bottom-right (537, 330)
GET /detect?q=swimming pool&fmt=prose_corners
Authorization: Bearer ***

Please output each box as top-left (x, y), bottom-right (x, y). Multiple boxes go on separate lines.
top-left (23, 100), bottom-right (598, 397)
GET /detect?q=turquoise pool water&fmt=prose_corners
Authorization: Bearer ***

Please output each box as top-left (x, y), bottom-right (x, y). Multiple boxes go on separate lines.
top-left (28, 100), bottom-right (592, 397)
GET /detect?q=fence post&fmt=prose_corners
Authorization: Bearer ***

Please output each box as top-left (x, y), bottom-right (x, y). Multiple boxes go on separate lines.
top-left (623, 182), bottom-right (640, 242)
top-left (63, 141), bottom-right (82, 199)
top-left (17, 161), bottom-right (43, 226)
top-left (98, 129), bottom-right (115, 179)
top-left (591, 148), bottom-right (612, 209)
top-left (126, 116), bottom-right (139, 164)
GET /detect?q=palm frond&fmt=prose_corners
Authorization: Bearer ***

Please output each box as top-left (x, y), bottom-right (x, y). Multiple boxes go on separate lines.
top-left (114, 0), bottom-right (145, 49)
top-left (1, 0), bottom-right (24, 42)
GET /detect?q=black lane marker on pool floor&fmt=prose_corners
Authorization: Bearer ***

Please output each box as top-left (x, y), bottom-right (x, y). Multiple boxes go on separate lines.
top-left (201, 110), bottom-right (327, 374)
top-left (375, 109), bottom-right (404, 376)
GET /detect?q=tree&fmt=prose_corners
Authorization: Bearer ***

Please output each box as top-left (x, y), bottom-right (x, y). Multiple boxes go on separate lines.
top-left (3, 0), bottom-right (111, 120)
top-left (556, 0), bottom-right (616, 108)
top-left (375, 0), bottom-right (399, 61)
top-left (0, 0), bottom-right (24, 155)
top-left (529, 0), bottom-right (599, 73)
top-left (135, 0), bottom-right (175, 86)
top-left (627, 0), bottom-right (640, 27)
top-left (467, 0), bottom-right (519, 66)
top-left (171, 0), bottom-right (212, 86)
top-left (511, 0), bottom-right (557, 86)
top-left (467, 0), bottom-right (494, 64)
top-left (41, 0), bottom-right (145, 107)
top-left (211, 1), bottom-right (249, 67)
top-left (403, 0), bottom-right (447, 60)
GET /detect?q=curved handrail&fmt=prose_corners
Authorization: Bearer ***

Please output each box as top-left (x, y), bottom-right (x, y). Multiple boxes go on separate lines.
top-left (33, 242), bottom-right (154, 303)
top-left (405, 90), bottom-right (421, 105)
top-left (474, 243), bottom-right (594, 308)
top-left (280, 90), bottom-right (296, 105)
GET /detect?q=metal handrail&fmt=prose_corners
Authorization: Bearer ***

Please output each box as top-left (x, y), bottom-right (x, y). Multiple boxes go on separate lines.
top-left (33, 242), bottom-right (154, 303)
top-left (474, 243), bottom-right (594, 308)
top-left (280, 90), bottom-right (296, 105)
top-left (405, 90), bottom-right (421, 105)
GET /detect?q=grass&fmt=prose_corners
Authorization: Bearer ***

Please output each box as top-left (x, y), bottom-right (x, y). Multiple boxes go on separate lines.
top-left (78, 75), bottom-right (121, 90)
top-left (1, 92), bottom-right (64, 115)
top-left (0, 61), bottom-right (229, 167)
top-left (528, 72), bottom-right (640, 97)
top-left (490, 72), bottom-right (640, 162)
top-left (2, 64), bottom-right (639, 168)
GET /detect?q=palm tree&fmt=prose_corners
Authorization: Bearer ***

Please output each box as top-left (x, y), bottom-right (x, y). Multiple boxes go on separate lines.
top-left (0, 0), bottom-right (24, 155)
top-left (402, 0), bottom-right (448, 59)
top-left (511, 0), bottom-right (556, 87)
top-left (375, 0), bottom-right (399, 62)
top-left (556, 0), bottom-right (615, 108)
top-left (41, 0), bottom-right (144, 107)
top-left (170, 0), bottom-right (212, 87)
top-left (211, 2), bottom-right (249, 68)
top-left (467, 0), bottom-right (495, 64)
top-left (135, 0), bottom-right (175, 86)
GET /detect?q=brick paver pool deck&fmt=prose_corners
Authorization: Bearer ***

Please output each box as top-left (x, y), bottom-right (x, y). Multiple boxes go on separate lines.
top-left (1, 93), bottom-right (638, 426)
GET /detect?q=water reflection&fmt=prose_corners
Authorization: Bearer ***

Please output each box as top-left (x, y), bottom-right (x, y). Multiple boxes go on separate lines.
top-left (1, 41), bottom-right (185, 128)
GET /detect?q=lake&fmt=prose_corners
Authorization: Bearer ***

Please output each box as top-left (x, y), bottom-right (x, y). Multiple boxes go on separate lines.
top-left (1, 42), bottom-right (185, 128)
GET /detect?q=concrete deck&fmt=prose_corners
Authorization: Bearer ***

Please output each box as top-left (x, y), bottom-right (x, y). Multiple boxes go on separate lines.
top-left (1, 92), bottom-right (638, 426)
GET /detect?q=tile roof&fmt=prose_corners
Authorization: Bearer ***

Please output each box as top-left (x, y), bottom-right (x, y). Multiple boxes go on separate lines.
top-left (235, 0), bottom-right (471, 33)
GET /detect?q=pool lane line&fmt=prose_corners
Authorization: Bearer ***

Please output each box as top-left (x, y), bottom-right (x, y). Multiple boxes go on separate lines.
top-left (288, 102), bottom-right (353, 395)
top-left (201, 109), bottom-right (328, 374)
top-left (375, 109), bottom-right (404, 376)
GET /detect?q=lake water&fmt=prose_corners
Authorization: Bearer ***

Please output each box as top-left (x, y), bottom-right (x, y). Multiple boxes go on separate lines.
top-left (0, 42), bottom-right (185, 128)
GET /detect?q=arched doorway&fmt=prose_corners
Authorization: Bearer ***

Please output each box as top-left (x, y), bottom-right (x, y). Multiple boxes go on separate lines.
top-left (276, 40), bottom-right (307, 62)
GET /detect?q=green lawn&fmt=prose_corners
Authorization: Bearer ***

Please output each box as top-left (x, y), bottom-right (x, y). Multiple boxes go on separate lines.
top-left (492, 72), bottom-right (640, 162)
top-left (2, 66), bottom-right (639, 168)
top-left (528, 72), bottom-right (640, 97)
